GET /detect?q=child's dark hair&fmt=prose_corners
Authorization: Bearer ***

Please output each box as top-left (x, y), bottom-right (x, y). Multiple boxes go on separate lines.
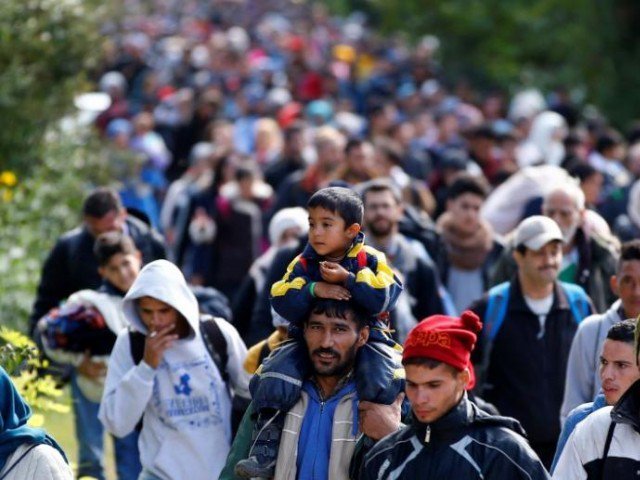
top-left (307, 299), bottom-right (370, 331)
top-left (307, 186), bottom-right (364, 226)
top-left (446, 173), bottom-right (489, 201)
top-left (94, 231), bottom-right (138, 266)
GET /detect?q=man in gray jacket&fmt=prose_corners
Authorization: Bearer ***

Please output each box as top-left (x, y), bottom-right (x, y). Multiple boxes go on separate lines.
top-left (561, 239), bottom-right (640, 422)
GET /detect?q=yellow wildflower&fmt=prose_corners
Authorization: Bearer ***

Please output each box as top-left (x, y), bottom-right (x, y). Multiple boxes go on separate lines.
top-left (0, 171), bottom-right (17, 187)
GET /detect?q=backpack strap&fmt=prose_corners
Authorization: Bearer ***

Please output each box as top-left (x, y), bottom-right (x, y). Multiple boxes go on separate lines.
top-left (483, 282), bottom-right (511, 343)
top-left (0, 444), bottom-right (39, 480)
top-left (477, 282), bottom-right (511, 394)
top-left (559, 281), bottom-right (591, 325)
top-left (128, 329), bottom-right (146, 365)
top-left (199, 315), bottom-right (229, 385)
top-left (599, 421), bottom-right (616, 480)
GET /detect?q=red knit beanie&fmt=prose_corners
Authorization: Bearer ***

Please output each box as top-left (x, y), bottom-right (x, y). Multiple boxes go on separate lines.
top-left (403, 311), bottom-right (483, 371)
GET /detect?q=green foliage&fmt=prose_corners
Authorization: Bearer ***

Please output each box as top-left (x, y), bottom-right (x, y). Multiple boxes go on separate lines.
top-left (0, 0), bottom-right (105, 175)
top-left (0, 328), bottom-right (68, 415)
top-left (335, 0), bottom-right (640, 127)
top-left (0, 130), bottom-right (118, 333)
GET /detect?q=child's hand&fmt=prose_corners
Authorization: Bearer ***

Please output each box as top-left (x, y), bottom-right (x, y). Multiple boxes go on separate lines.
top-left (313, 281), bottom-right (352, 301)
top-left (319, 261), bottom-right (350, 284)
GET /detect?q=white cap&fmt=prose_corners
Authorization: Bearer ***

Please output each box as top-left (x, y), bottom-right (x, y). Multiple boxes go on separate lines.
top-left (514, 215), bottom-right (563, 251)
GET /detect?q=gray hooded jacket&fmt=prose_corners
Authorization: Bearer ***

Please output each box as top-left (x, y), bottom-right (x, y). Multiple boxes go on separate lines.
top-left (560, 299), bottom-right (623, 422)
top-left (99, 260), bottom-right (250, 480)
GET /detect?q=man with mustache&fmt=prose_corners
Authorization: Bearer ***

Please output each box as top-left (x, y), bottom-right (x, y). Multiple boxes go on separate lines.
top-left (492, 181), bottom-right (618, 312)
top-left (470, 215), bottom-right (594, 469)
top-left (221, 298), bottom-right (403, 480)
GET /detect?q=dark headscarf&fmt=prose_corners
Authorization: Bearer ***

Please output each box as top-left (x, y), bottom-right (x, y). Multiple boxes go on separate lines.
top-left (0, 367), bottom-right (67, 472)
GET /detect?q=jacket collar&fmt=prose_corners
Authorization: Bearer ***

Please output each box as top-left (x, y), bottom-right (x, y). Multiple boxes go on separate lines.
top-left (412, 394), bottom-right (473, 445)
top-left (507, 275), bottom-right (570, 314)
top-left (411, 394), bottom-right (529, 446)
top-left (611, 378), bottom-right (640, 432)
top-left (305, 371), bottom-right (356, 404)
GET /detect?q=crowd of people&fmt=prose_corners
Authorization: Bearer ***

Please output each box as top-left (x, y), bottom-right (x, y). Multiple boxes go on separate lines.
top-left (14, 0), bottom-right (640, 479)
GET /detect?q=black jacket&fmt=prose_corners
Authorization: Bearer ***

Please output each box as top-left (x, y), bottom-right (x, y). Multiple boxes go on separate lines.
top-left (29, 216), bottom-right (166, 335)
top-left (470, 277), bottom-right (593, 445)
top-left (246, 237), bottom-right (305, 346)
top-left (359, 395), bottom-right (550, 479)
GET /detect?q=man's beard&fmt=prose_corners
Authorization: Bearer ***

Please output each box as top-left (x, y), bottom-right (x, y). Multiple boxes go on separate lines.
top-left (310, 343), bottom-right (359, 378)
top-left (367, 217), bottom-right (394, 237)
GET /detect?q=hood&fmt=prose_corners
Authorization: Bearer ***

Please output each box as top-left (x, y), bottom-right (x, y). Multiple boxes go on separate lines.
top-left (123, 260), bottom-right (199, 336)
top-left (611, 378), bottom-right (640, 432)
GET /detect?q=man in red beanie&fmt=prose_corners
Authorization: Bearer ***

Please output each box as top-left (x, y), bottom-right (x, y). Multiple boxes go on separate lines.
top-left (358, 311), bottom-right (550, 479)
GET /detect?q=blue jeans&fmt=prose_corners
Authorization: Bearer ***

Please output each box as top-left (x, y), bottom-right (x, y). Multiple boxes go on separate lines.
top-left (114, 429), bottom-right (142, 480)
top-left (71, 372), bottom-right (142, 480)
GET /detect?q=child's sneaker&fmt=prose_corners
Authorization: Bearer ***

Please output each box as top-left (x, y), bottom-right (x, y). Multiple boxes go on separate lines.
top-left (234, 410), bottom-right (283, 478)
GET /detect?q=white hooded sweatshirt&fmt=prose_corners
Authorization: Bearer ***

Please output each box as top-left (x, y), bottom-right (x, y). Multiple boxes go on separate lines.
top-left (98, 260), bottom-right (250, 480)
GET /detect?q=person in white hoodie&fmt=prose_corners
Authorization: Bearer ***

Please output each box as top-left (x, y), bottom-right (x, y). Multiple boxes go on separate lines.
top-left (99, 259), bottom-right (250, 480)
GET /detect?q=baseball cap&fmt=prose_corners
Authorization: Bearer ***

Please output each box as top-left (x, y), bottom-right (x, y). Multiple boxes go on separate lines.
top-left (514, 215), bottom-right (563, 251)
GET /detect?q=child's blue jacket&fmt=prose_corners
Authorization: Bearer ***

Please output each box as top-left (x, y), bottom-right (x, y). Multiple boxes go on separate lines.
top-left (270, 232), bottom-right (403, 324)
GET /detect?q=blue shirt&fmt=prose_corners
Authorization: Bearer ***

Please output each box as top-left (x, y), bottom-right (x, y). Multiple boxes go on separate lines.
top-left (296, 379), bottom-right (357, 480)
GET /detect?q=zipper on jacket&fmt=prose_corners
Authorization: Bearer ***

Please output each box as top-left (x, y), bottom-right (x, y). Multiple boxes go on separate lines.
top-left (320, 401), bottom-right (325, 413)
top-left (424, 425), bottom-right (431, 443)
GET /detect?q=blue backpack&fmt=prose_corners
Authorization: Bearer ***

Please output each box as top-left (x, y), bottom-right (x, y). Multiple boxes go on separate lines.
top-left (483, 281), bottom-right (592, 344)
top-left (477, 281), bottom-right (591, 391)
